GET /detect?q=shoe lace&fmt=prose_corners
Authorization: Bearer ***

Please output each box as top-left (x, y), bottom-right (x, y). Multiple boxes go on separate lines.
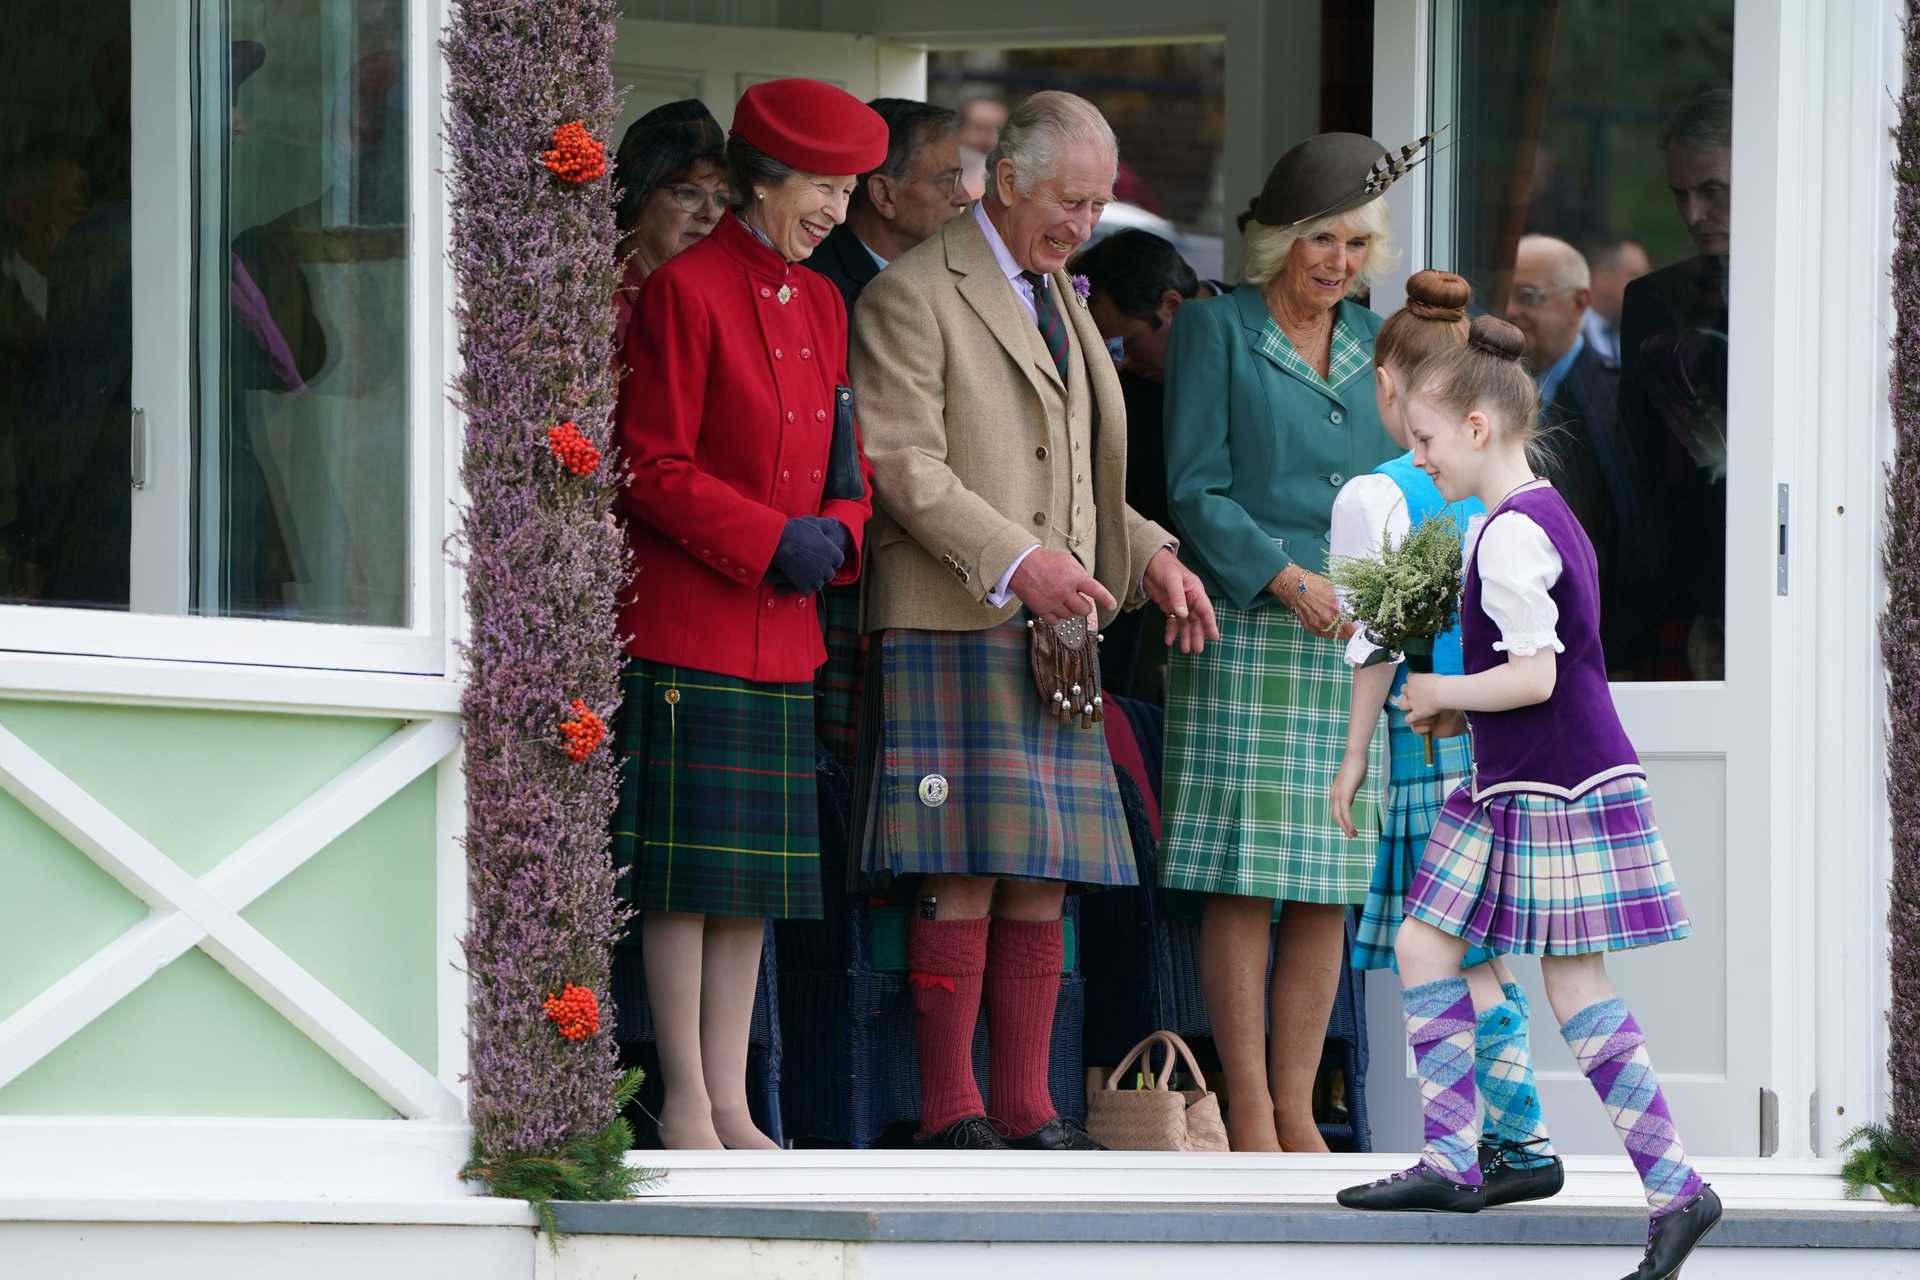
top-left (954, 1117), bottom-right (1011, 1148)
top-left (1486, 1136), bottom-right (1555, 1171)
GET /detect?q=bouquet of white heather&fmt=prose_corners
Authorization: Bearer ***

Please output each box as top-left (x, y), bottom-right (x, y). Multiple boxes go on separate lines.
top-left (1327, 511), bottom-right (1465, 764)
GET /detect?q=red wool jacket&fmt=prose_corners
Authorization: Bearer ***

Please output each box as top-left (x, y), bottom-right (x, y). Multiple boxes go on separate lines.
top-left (616, 214), bottom-right (874, 683)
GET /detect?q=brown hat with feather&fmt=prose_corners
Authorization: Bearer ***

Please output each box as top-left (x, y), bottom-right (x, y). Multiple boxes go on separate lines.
top-left (1248, 130), bottom-right (1437, 230)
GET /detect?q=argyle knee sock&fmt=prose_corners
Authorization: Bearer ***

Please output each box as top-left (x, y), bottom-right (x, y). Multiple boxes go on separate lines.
top-left (1404, 977), bottom-right (1482, 1183)
top-left (1474, 982), bottom-right (1555, 1164)
top-left (1561, 998), bottom-right (1705, 1214)
top-left (908, 915), bottom-right (990, 1136)
top-left (985, 916), bottom-right (1064, 1137)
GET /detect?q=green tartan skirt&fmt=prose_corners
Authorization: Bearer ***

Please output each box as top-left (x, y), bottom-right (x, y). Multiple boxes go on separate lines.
top-left (612, 659), bottom-right (823, 921)
top-left (1160, 600), bottom-right (1383, 904)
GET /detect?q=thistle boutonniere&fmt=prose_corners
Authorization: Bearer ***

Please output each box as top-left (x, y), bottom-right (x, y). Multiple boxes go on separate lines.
top-left (1070, 273), bottom-right (1091, 308)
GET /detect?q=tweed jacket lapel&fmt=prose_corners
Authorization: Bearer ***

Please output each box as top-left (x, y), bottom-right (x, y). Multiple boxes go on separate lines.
top-left (1058, 267), bottom-right (1122, 431)
top-left (946, 212), bottom-right (1060, 409)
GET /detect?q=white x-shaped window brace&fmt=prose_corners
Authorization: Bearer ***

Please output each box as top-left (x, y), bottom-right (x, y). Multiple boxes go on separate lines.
top-left (0, 716), bottom-right (465, 1119)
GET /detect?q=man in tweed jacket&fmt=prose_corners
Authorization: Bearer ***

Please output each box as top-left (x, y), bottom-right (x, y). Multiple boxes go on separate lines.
top-left (851, 91), bottom-right (1216, 1151)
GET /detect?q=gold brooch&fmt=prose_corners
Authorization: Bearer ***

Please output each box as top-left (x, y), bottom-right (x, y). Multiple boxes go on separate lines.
top-left (776, 283), bottom-right (794, 305)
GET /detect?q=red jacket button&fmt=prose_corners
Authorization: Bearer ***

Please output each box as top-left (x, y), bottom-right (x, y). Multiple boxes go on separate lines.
top-left (781, 469), bottom-right (791, 482)
top-left (759, 287), bottom-right (771, 298)
top-left (811, 469), bottom-right (822, 481)
top-left (786, 411), bottom-right (796, 423)
top-left (800, 347), bottom-right (812, 359)
top-left (814, 409), bottom-right (826, 422)
top-left (773, 348), bottom-right (783, 359)
top-left (765, 598), bottom-right (775, 608)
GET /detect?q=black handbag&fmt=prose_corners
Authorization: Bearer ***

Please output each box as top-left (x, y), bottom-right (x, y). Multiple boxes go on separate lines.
top-left (823, 384), bottom-right (866, 503)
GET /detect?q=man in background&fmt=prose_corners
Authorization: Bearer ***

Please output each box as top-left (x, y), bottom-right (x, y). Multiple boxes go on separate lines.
top-left (1580, 235), bottom-right (1649, 365)
top-left (810, 98), bottom-right (969, 765)
top-left (956, 95), bottom-right (1007, 202)
top-left (1505, 234), bottom-right (1621, 588)
top-left (811, 100), bottom-right (967, 312)
top-left (1069, 229), bottom-right (1220, 700)
top-left (1612, 89), bottom-right (1733, 678)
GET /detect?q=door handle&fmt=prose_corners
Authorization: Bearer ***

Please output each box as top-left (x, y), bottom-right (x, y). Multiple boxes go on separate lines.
top-left (130, 407), bottom-right (147, 490)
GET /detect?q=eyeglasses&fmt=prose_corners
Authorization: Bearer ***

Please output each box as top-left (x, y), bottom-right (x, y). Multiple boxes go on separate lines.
top-left (1511, 285), bottom-right (1574, 307)
top-left (916, 168), bottom-right (965, 199)
top-left (660, 183), bottom-right (732, 216)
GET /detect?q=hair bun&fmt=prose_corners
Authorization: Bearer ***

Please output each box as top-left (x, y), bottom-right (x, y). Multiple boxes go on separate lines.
top-left (1403, 269), bottom-right (1470, 321)
top-left (1468, 314), bottom-right (1527, 362)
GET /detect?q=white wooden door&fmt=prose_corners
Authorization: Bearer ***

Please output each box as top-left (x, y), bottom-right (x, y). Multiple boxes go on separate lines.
top-left (1367, 0), bottom-right (1772, 1158)
top-left (612, 19), bottom-right (926, 141)
top-left (125, 0), bottom-right (194, 614)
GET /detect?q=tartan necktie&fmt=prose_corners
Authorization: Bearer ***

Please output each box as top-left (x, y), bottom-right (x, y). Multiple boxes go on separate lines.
top-left (1021, 270), bottom-right (1070, 383)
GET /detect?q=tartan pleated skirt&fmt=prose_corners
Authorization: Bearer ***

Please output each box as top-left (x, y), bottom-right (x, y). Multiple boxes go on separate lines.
top-left (814, 582), bottom-right (866, 766)
top-left (612, 658), bottom-right (823, 920)
top-left (1403, 774), bottom-right (1691, 955)
top-left (1160, 600), bottom-right (1382, 904)
top-left (857, 619), bottom-right (1134, 888)
top-left (1350, 714), bottom-right (1498, 971)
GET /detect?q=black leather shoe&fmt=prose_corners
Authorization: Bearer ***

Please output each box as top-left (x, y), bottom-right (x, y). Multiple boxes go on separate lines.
top-left (1008, 1116), bottom-right (1106, 1151)
top-left (1479, 1138), bottom-right (1566, 1207)
top-left (1337, 1163), bottom-right (1485, 1212)
top-left (915, 1115), bottom-right (1010, 1150)
top-left (1621, 1186), bottom-right (1722, 1280)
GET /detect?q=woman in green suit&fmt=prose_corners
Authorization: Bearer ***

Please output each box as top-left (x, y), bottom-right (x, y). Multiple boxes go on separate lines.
top-left (1160, 133), bottom-right (1420, 1152)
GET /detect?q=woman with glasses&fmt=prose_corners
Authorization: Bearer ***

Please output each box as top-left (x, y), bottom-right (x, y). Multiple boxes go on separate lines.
top-left (612, 79), bottom-right (886, 1149)
top-left (611, 100), bottom-right (732, 355)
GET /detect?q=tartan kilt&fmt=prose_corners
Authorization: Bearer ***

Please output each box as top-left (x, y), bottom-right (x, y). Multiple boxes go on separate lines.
top-left (1351, 718), bottom-right (1498, 972)
top-left (1404, 774), bottom-right (1691, 955)
top-left (1160, 599), bottom-right (1382, 904)
top-left (612, 658), bottom-right (823, 921)
top-left (814, 582), bottom-right (867, 766)
top-left (856, 619), bottom-right (1134, 888)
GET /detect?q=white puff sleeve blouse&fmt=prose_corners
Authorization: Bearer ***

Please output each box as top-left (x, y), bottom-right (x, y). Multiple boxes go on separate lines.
top-left (1466, 510), bottom-right (1565, 658)
top-left (1327, 473), bottom-right (1408, 668)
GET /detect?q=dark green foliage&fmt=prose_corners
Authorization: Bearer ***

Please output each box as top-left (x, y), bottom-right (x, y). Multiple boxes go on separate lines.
top-left (1329, 512), bottom-right (1465, 658)
top-left (1840, 1124), bottom-right (1920, 1207)
top-left (462, 1067), bottom-right (658, 1243)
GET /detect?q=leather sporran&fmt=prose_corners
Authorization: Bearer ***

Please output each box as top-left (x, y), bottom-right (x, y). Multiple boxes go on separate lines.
top-left (1027, 613), bottom-right (1103, 727)
top-left (1086, 1031), bottom-right (1229, 1152)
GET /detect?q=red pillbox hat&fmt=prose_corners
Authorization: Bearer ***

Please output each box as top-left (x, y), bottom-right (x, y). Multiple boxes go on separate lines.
top-left (730, 78), bottom-right (888, 176)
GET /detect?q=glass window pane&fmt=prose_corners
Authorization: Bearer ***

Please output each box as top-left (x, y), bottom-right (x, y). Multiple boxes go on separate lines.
top-left (1431, 0), bottom-right (1734, 681)
top-left (0, 0), bottom-right (410, 628)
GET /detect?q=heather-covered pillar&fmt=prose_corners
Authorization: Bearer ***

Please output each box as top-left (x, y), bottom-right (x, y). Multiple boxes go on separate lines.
top-left (444, 0), bottom-right (630, 1167)
top-left (1869, 1), bottom-right (1920, 1202)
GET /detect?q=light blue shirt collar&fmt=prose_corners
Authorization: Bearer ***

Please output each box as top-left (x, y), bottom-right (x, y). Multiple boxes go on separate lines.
top-left (859, 236), bottom-right (888, 271)
top-left (1536, 331), bottom-right (1585, 405)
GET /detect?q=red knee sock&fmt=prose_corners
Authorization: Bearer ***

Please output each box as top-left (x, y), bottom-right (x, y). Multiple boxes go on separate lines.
top-left (986, 916), bottom-right (1064, 1138)
top-left (908, 915), bottom-right (990, 1136)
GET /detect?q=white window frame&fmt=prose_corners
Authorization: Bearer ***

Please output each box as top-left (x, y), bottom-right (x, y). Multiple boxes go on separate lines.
top-left (0, 0), bottom-right (455, 685)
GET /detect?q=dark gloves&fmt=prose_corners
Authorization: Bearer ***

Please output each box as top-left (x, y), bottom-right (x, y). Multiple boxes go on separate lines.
top-left (766, 516), bottom-right (847, 595)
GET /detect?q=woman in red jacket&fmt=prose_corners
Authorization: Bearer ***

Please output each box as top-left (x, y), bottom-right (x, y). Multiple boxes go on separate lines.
top-left (613, 79), bottom-right (885, 1150)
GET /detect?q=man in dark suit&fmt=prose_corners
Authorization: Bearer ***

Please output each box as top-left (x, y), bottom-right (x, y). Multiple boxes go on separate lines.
top-left (1610, 89), bottom-right (1732, 679)
top-left (810, 98), bottom-right (968, 765)
top-left (1067, 228), bottom-right (1222, 700)
top-left (809, 99), bottom-right (967, 313)
top-left (1505, 234), bottom-right (1621, 588)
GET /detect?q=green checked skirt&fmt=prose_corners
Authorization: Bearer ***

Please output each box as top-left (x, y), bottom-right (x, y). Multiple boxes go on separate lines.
top-left (612, 659), bottom-right (823, 921)
top-left (1160, 600), bottom-right (1382, 904)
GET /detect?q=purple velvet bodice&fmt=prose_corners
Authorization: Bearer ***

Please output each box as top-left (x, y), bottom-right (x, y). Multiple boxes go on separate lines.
top-left (1461, 483), bottom-right (1641, 799)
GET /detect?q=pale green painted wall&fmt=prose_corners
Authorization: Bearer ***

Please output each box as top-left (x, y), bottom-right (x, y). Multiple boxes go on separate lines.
top-left (0, 700), bottom-right (441, 1119)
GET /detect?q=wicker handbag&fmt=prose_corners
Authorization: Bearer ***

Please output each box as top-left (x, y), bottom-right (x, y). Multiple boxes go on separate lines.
top-left (1086, 1031), bottom-right (1229, 1152)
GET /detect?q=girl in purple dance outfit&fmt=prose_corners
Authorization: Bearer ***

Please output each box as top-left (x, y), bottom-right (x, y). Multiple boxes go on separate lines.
top-left (1335, 316), bottom-right (1720, 1280)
